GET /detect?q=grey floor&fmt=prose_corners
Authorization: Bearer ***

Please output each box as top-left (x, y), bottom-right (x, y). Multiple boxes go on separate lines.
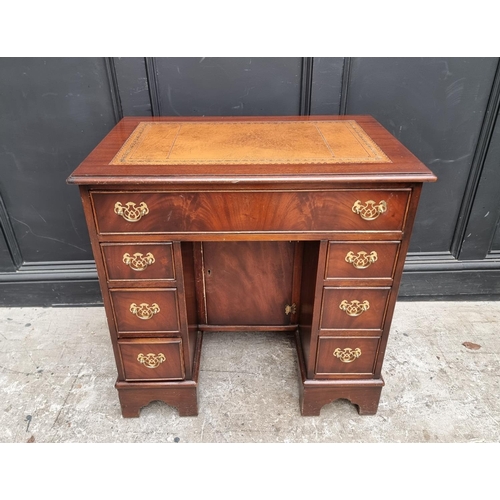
top-left (0, 301), bottom-right (499, 443)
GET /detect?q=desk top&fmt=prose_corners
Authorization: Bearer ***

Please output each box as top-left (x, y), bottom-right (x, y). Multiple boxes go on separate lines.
top-left (68, 116), bottom-right (436, 185)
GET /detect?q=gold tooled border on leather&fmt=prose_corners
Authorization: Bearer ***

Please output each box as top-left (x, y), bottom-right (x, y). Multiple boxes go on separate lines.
top-left (110, 120), bottom-right (392, 165)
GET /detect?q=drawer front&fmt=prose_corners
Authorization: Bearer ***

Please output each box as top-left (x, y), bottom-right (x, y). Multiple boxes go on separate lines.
top-left (91, 190), bottom-right (410, 234)
top-left (320, 287), bottom-right (390, 330)
top-left (102, 243), bottom-right (175, 282)
top-left (326, 241), bottom-right (400, 279)
top-left (119, 338), bottom-right (185, 381)
top-left (316, 337), bottom-right (379, 375)
top-left (110, 289), bottom-right (180, 335)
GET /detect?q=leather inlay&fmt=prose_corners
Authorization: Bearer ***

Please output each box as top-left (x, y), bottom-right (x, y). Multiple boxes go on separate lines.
top-left (110, 121), bottom-right (392, 165)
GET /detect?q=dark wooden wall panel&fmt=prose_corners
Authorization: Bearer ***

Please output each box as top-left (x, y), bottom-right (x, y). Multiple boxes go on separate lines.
top-left (492, 223), bottom-right (500, 252)
top-left (153, 57), bottom-right (303, 116)
top-left (113, 57), bottom-right (152, 116)
top-left (459, 107), bottom-right (500, 259)
top-left (0, 233), bottom-right (14, 272)
top-left (0, 58), bottom-right (116, 262)
top-left (310, 57), bottom-right (344, 115)
top-left (0, 280), bottom-right (102, 307)
top-left (1, 57), bottom-right (500, 304)
top-left (0, 192), bottom-right (19, 272)
top-left (345, 57), bottom-right (498, 253)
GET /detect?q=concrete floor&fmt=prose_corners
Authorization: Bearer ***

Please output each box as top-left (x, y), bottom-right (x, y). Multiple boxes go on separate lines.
top-left (0, 301), bottom-right (499, 443)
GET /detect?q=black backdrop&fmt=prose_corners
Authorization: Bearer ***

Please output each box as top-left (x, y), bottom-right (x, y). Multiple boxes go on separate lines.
top-left (1, 57), bottom-right (499, 306)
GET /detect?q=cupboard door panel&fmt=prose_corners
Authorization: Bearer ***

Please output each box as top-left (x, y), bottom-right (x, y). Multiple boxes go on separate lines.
top-left (203, 241), bottom-right (295, 326)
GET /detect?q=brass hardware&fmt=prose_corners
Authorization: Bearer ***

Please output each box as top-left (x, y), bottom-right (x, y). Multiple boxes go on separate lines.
top-left (114, 201), bottom-right (149, 222)
top-left (345, 250), bottom-right (378, 269)
top-left (129, 302), bottom-right (160, 320)
top-left (137, 352), bottom-right (166, 369)
top-left (339, 299), bottom-right (370, 316)
top-left (122, 252), bottom-right (155, 271)
top-left (352, 200), bottom-right (387, 220)
top-left (285, 303), bottom-right (297, 315)
top-left (333, 347), bottom-right (362, 363)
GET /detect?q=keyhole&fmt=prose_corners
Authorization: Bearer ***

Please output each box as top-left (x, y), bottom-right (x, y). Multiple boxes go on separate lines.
top-left (207, 269), bottom-right (211, 276)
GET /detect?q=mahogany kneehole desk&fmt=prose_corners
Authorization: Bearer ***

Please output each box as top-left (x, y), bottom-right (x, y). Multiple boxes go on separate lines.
top-left (68, 116), bottom-right (436, 417)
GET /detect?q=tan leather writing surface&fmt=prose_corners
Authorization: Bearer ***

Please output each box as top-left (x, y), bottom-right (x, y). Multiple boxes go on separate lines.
top-left (110, 120), bottom-right (391, 165)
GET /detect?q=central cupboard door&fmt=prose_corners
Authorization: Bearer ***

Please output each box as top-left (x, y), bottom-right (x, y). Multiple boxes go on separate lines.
top-left (201, 241), bottom-right (297, 326)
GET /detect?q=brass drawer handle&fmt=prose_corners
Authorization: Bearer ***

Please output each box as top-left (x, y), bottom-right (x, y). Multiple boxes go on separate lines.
top-left (333, 347), bottom-right (362, 363)
top-left (345, 250), bottom-right (378, 269)
top-left (339, 299), bottom-right (370, 316)
top-left (123, 252), bottom-right (155, 271)
top-left (137, 352), bottom-right (166, 369)
top-left (352, 200), bottom-right (387, 220)
top-left (129, 302), bottom-right (160, 320)
top-left (114, 201), bottom-right (149, 222)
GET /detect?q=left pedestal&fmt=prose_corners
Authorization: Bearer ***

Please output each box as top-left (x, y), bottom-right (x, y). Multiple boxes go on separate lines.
top-left (116, 332), bottom-right (202, 417)
top-left (79, 187), bottom-right (201, 418)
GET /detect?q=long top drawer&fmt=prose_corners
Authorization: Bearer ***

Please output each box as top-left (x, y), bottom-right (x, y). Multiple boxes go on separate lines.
top-left (91, 189), bottom-right (411, 235)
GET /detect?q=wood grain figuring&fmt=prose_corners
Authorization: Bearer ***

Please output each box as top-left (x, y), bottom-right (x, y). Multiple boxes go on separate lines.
top-left (78, 185), bottom-right (127, 382)
top-left (290, 242), bottom-right (304, 326)
top-left (320, 287), bottom-right (390, 330)
top-left (202, 241), bottom-right (295, 326)
top-left (101, 242), bottom-right (175, 281)
top-left (315, 337), bottom-right (380, 376)
top-left (68, 115), bottom-right (436, 417)
top-left (295, 331), bottom-right (384, 415)
top-left (116, 381), bottom-right (198, 417)
top-left (298, 241), bottom-right (320, 375)
top-left (115, 331), bottom-right (202, 417)
top-left (110, 121), bottom-right (391, 165)
top-left (110, 289), bottom-right (180, 335)
top-left (301, 241), bottom-right (329, 380)
top-left (325, 241), bottom-right (400, 279)
top-left (67, 116), bottom-right (437, 184)
top-left (119, 338), bottom-right (185, 381)
top-left (301, 384), bottom-right (383, 416)
top-left (91, 190), bottom-right (410, 234)
top-left (372, 184), bottom-right (423, 380)
top-left (180, 242), bottom-right (199, 376)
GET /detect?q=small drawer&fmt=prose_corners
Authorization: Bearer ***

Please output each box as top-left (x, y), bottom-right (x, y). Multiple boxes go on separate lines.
top-left (110, 289), bottom-right (180, 335)
top-left (102, 243), bottom-right (175, 282)
top-left (315, 336), bottom-right (380, 376)
top-left (320, 287), bottom-right (390, 330)
top-left (325, 242), bottom-right (400, 279)
top-left (91, 189), bottom-right (410, 234)
top-left (119, 338), bottom-right (185, 381)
